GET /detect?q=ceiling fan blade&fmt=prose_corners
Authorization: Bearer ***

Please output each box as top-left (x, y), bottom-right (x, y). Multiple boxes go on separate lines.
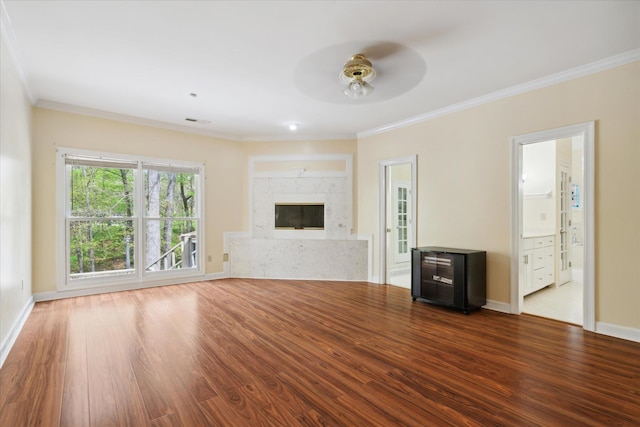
top-left (360, 41), bottom-right (407, 61)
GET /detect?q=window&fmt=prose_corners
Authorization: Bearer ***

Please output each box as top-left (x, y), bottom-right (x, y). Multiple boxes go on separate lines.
top-left (394, 183), bottom-right (410, 262)
top-left (57, 149), bottom-right (204, 289)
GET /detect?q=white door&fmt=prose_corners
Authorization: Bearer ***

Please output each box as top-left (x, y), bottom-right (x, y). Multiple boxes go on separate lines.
top-left (393, 182), bottom-right (411, 263)
top-left (558, 163), bottom-right (572, 285)
top-left (379, 156), bottom-right (416, 288)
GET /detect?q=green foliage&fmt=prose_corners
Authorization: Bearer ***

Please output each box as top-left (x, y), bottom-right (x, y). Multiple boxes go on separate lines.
top-left (68, 165), bottom-right (198, 276)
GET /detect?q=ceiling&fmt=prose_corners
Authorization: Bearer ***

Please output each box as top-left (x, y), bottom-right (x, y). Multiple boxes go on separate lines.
top-left (2, 1), bottom-right (639, 141)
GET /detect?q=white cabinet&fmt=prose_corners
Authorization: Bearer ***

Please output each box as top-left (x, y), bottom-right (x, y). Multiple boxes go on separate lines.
top-left (520, 238), bottom-right (534, 295)
top-left (521, 235), bottom-right (555, 296)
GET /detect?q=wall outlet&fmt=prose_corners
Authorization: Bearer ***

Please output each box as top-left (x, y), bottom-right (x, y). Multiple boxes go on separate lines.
top-left (223, 253), bottom-right (229, 262)
top-left (540, 213), bottom-right (546, 220)
top-left (207, 255), bottom-right (212, 262)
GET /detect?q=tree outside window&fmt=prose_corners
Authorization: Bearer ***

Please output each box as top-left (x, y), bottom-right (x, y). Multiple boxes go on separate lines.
top-left (62, 152), bottom-right (202, 285)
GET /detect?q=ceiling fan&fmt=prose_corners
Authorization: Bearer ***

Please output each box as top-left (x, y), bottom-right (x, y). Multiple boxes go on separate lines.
top-left (339, 54), bottom-right (376, 99)
top-left (293, 41), bottom-right (425, 104)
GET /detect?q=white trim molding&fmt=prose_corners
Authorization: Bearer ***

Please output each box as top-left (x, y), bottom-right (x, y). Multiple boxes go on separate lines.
top-left (0, 0), bottom-right (35, 103)
top-left (0, 296), bottom-right (34, 368)
top-left (510, 121), bottom-right (595, 331)
top-left (34, 274), bottom-right (225, 303)
top-left (360, 49), bottom-right (640, 139)
top-left (36, 100), bottom-right (357, 143)
top-left (37, 100), bottom-right (239, 142)
top-left (482, 300), bottom-right (512, 314)
top-left (596, 322), bottom-right (640, 344)
top-left (55, 147), bottom-right (206, 292)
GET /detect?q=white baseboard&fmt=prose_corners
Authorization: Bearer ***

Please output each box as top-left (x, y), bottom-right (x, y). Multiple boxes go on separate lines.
top-left (34, 273), bottom-right (226, 302)
top-left (596, 322), bottom-right (640, 344)
top-left (228, 275), bottom-right (370, 283)
top-left (0, 296), bottom-right (34, 368)
top-left (201, 272), bottom-right (229, 281)
top-left (482, 299), bottom-right (512, 314)
top-left (482, 302), bottom-right (639, 343)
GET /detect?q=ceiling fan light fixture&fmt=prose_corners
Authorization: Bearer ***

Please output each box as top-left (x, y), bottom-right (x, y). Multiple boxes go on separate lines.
top-left (343, 77), bottom-right (374, 99)
top-left (340, 53), bottom-right (376, 99)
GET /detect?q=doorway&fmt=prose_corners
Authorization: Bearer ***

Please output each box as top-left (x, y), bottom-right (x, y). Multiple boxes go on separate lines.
top-left (379, 156), bottom-right (417, 288)
top-left (520, 139), bottom-right (583, 324)
top-left (511, 122), bottom-right (594, 331)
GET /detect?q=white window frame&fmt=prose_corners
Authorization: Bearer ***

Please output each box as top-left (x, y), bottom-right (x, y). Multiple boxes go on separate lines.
top-left (56, 147), bottom-right (205, 291)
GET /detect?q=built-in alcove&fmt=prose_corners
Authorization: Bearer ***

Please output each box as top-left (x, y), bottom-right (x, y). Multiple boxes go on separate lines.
top-left (224, 154), bottom-right (370, 281)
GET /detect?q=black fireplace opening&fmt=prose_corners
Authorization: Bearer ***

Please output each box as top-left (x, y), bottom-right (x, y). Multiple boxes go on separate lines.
top-left (275, 203), bottom-right (324, 229)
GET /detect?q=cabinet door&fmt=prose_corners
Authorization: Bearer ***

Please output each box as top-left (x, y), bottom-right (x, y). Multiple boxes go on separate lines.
top-left (421, 252), bottom-right (455, 305)
top-left (533, 247), bottom-right (545, 270)
top-left (534, 267), bottom-right (547, 290)
top-left (521, 249), bottom-right (534, 294)
top-left (544, 246), bottom-right (555, 285)
top-left (411, 249), bottom-right (422, 297)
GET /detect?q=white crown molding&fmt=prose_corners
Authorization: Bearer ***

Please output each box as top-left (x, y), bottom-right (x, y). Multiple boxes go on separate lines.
top-left (358, 49), bottom-right (640, 139)
top-left (242, 132), bottom-right (357, 142)
top-left (0, 0), bottom-right (35, 103)
top-left (36, 99), bottom-right (357, 143)
top-left (35, 99), bottom-right (245, 142)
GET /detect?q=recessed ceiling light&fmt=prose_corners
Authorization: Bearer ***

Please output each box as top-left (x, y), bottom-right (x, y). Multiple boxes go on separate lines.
top-left (288, 123), bottom-right (300, 131)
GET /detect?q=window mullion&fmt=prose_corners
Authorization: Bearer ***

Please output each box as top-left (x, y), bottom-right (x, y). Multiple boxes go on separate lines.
top-left (135, 163), bottom-right (144, 280)
top-left (65, 165), bottom-right (71, 284)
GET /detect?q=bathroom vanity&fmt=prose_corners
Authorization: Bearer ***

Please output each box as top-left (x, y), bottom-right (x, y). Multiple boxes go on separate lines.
top-left (520, 234), bottom-right (555, 296)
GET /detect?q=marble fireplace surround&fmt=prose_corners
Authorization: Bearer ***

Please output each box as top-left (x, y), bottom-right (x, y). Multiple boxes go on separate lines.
top-left (224, 154), bottom-right (371, 281)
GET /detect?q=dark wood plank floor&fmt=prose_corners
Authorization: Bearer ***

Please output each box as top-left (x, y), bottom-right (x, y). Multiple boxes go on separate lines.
top-left (1, 279), bottom-right (639, 426)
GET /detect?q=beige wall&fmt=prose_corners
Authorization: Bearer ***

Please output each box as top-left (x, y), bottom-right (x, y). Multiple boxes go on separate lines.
top-left (30, 113), bottom-right (359, 294)
top-left (357, 62), bottom-right (640, 329)
top-left (1, 36), bottom-right (33, 351)
top-left (31, 109), bottom-right (246, 293)
top-left (19, 60), bottom-right (640, 333)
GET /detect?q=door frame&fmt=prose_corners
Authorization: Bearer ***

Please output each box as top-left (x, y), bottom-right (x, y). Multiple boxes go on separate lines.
top-left (510, 122), bottom-right (595, 331)
top-left (378, 155), bottom-right (417, 285)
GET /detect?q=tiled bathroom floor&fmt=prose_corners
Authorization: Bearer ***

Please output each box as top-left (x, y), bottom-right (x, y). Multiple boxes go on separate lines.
top-left (523, 277), bottom-right (583, 325)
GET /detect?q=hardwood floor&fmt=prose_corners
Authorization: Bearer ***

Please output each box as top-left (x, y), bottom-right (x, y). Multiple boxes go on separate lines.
top-left (1, 279), bottom-right (639, 426)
